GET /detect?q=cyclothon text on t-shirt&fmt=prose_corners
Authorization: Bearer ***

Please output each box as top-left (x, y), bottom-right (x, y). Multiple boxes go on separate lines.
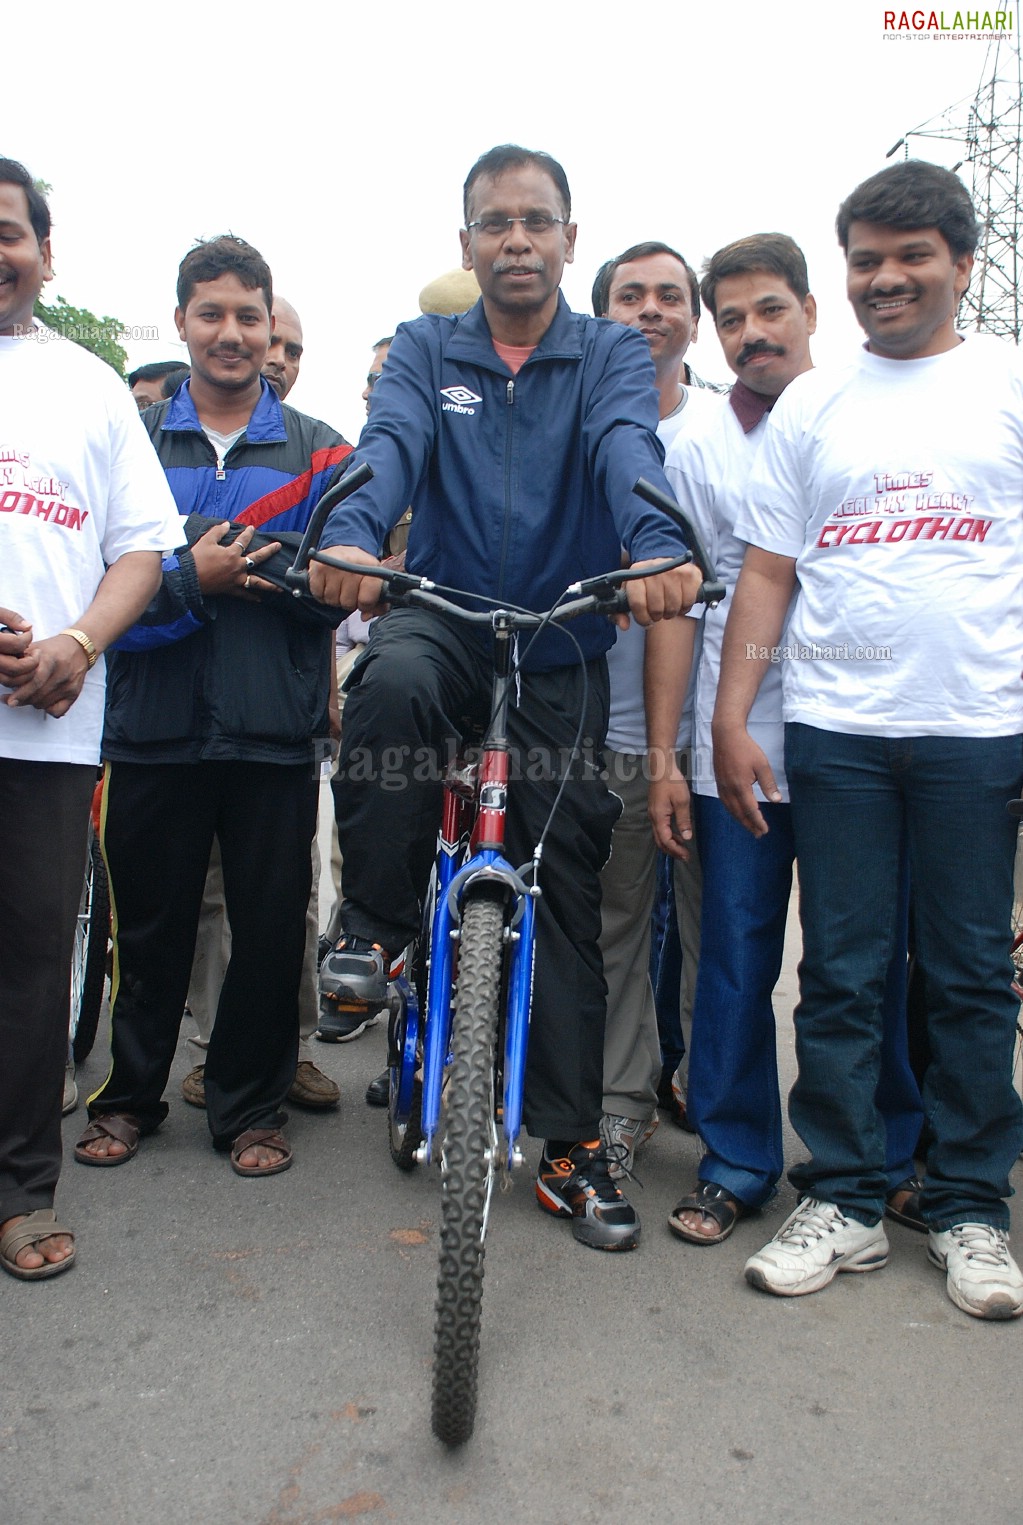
top-left (0, 327), bottom-right (182, 764)
top-left (735, 333), bottom-right (1023, 739)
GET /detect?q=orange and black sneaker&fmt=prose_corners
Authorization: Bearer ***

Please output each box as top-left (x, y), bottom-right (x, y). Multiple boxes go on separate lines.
top-left (317, 935), bottom-right (402, 1042)
top-left (535, 1139), bottom-right (641, 1251)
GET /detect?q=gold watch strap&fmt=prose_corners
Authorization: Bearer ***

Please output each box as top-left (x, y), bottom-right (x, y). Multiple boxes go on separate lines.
top-left (59, 627), bottom-right (99, 669)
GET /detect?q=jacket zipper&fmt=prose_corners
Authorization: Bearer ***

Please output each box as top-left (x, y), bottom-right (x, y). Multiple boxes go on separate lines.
top-left (498, 378), bottom-right (514, 598)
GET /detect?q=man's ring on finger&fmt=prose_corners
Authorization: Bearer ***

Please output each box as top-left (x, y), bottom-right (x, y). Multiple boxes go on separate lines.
top-left (244, 575), bottom-right (251, 590)
top-left (244, 555), bottom-right (255, 571)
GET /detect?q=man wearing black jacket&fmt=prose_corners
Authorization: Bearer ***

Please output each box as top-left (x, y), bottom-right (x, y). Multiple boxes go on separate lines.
top-left (76, 236), bottom-right (351, 1177)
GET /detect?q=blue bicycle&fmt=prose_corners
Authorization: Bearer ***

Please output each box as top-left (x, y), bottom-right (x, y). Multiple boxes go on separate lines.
top-left (289, 471), bottom-right (722, 1446)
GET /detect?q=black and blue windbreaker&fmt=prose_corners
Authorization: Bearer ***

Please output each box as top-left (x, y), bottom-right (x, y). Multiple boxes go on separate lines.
top-left (103, 379), bottom-right (352, 764)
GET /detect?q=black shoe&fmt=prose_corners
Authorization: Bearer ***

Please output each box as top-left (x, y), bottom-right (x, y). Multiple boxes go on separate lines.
top-left (317, 935), bottom-right (396, 1042)
top-left (365, 1069), bottom-right (389, 1108)
top-left (535, 1140), bottom-right (641, 1251)
top-left (315, 1000), bottom-right (384, 1043)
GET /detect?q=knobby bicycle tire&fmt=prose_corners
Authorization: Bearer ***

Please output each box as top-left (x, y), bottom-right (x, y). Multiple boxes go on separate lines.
top-left (431, 893), bottom-right (503, 1447)
top-left (70, 833), bottom-right (110, 1064)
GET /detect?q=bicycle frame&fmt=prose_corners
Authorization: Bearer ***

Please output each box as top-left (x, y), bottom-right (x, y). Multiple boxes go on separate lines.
top-left (404, 614), bottom-right (537, 1172)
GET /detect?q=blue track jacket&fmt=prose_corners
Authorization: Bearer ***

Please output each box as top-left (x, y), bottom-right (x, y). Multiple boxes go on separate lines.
top-left (322, 294), bottom-right (690, 670)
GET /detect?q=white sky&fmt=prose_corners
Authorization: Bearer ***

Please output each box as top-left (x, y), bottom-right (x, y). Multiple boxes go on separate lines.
top-left (6, 0), bottom-right (1005, 441)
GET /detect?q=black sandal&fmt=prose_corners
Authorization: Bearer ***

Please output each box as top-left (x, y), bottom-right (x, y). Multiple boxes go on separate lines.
top-left (885, 1175), bottom-right (926, 1233)
top-left (668, 1180), bottom-right (747, 1245)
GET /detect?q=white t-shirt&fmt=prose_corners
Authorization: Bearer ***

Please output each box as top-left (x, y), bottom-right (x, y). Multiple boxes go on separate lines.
top-left (605, 386), bottom-right (723, 754)
top-left (736, 334), bottom-right (1023, 738)
top-left (0, 327), bottom-right (183, 763)
top-left (665, 401), bottom-right (789, 799)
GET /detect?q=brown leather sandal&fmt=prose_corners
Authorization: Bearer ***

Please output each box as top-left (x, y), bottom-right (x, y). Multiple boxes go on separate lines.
top-left (0, 1209), bottom-right (76, 1280)
top-left (74, 1114), bottom-right (141, 1167)
top-left (230, 1128), bottom-right (293, 1177)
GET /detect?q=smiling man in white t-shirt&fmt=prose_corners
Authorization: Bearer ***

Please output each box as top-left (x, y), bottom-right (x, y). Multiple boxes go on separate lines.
top-left (714, 161), bottom-right (1023, 1319)
top-left (653, 234), bottom-right (923, 1252)
top-left (0, 159), bottom-right (181, 1280)
top-left (592, 241), bottom-right (722, 1175)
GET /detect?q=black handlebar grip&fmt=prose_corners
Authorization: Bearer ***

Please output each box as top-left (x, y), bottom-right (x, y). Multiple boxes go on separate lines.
top-left (287, 461), bottom-right (375, 590)
top-left (633, 477), bottom-right (726, 607)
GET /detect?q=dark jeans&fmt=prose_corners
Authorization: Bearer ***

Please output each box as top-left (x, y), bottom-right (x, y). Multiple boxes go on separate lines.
top-left (785, 723), bottom-right (1023, 1230)
top-left (0, 758), bottom-right (95, 1221)
top-left (333, 607), bottom-right (619, 1139)
top-left (688, 793), bottom-right (921, 1209)
top-left (92, 760), bottom-right (317, 1148)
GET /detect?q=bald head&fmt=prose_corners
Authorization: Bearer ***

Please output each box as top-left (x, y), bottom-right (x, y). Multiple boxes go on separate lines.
top-left (262, 296), bottom-right (304, 399)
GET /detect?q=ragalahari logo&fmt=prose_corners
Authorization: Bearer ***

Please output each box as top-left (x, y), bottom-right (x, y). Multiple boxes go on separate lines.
top-left (883, 8), bottom-right (1014, 36)
top-left (440, 386), bottom-right (483, 416)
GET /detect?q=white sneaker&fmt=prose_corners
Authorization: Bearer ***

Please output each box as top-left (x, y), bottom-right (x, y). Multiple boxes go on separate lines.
top-left (744, 1197), bottom-right (889, 1297)
top-left (62, 1060), bottom-right (79, 1116)
top-left (599, 1112), bottom-right (658, 1179)
top-left (928, 1223), bottom-right (1023, 1320)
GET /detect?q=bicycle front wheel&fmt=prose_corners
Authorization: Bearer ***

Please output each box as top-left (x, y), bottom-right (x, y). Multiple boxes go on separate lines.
top-left (431, 893), bottom-right (504, 1448)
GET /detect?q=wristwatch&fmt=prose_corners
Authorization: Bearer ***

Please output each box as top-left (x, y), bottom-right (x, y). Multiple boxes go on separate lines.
top-left (59, 627), bottom-right (98, 669)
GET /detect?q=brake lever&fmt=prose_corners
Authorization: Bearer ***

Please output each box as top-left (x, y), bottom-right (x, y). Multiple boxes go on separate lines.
top-left (285, 460), bottom-right (375, 595)
top-left (633, 478), bottom-right (726, 607)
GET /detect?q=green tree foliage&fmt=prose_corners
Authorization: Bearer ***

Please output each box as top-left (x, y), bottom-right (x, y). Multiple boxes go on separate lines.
top-left (33, 294), bottom-right (129, 376)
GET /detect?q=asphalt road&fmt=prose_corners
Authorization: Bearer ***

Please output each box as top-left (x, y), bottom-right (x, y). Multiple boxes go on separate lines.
top-left (5, 863), bottom-right (1022, 1525)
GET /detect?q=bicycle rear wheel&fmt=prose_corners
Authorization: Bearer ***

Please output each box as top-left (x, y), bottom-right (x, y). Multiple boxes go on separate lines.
top-left (70, 831), bottom-right (110, 1064)
top-left (431, 893), bottom-right (503, 1447)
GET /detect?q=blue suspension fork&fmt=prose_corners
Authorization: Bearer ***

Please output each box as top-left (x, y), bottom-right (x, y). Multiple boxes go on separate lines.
top-left (418, 613), bottom-right (536, 1168)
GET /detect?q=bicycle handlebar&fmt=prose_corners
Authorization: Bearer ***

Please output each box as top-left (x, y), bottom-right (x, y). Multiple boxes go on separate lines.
top-left (285, 463), bottom-right (727, 615)
top-left (292, 553), bottom-right (694, 629)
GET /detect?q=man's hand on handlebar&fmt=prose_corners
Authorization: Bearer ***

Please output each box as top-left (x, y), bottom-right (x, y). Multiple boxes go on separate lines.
top-left (618, 560), bottom-right (704, 630)
top-left (309, 544), bottom-right (387, 615)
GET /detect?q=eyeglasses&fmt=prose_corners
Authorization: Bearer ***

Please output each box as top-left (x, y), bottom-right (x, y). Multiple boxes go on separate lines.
top-left (464, 213), bottom-right (568, 238)
top-left (365, 371), bottom-right (382, 389)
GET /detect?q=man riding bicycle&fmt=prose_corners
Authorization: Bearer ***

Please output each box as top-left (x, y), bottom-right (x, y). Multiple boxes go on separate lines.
top-left (311, 143), bottom-right (702, 1251)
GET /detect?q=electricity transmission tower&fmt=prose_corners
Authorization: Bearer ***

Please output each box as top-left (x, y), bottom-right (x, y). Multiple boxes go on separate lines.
top-left (886, 33), bottom-right (1023, 342)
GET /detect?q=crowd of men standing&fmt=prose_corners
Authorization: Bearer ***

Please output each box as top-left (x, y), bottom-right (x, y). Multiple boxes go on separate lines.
top-left (0, 143), bottom-right (1020, 1325)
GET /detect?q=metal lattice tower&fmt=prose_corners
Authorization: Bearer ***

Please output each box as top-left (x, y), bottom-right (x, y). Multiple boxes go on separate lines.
top-left (886, 33), bottom-right (1023, 342)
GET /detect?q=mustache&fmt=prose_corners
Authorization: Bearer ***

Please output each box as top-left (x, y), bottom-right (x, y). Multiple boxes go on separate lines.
top-left (737, 340), bottom-right (785, 366)
top-left (492, 260), bottom-right (544, 275)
